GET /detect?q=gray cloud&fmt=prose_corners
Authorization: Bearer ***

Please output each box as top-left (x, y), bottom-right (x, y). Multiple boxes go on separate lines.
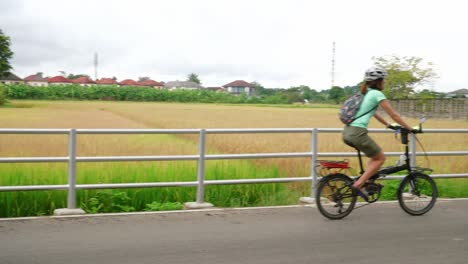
top-left (1, 0), bottom-right (468, 91)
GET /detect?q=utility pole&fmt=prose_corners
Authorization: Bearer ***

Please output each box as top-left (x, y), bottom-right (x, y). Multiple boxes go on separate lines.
top-left (331, 41), bottom-right (336, 88)
top-left (94, 52), bottom-right (98, 80)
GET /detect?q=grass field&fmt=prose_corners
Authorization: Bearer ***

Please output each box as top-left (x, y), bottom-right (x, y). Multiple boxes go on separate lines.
top-left (0, 100), bottom-right (467, 217)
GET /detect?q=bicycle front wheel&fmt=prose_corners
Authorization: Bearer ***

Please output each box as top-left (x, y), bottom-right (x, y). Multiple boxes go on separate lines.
top-left (397, 172), bottom-right (437, 216)
top-left (315, 173), bottom-right (357, 220)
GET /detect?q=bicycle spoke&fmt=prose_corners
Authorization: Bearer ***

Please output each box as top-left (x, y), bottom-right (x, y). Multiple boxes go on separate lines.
top-left (316, 174), bottom-right (357, 219)
top-left (398, 173), bottom-right (437, 216)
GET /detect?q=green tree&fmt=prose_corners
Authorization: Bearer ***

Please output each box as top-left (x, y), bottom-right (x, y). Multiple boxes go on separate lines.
top-left (305, 88), bottom-right (320, 101)
top-left (284, 87), bottom-right (303, 103)
top-left (187, 73), bottom-right (201, 85)
top-left (0, 29), bottom-right (14, 78)
top-left (415, 89), bottom-right (439, 99)
top-left (138, 76), bottom-right (150, 82)
top-left (287, 85), bottom-right (323, 102)
top-left (67, 73), bottom-right (90, 79)
top-left (373, 55), bottom-right (438, 99)
top-left (412, 89), bottom-right (443, 111)
top-left (343, 85), bottom-right (359, 97)
top-left (328, 86), bottom-right (345, 104)
top-left (0, 84), bottom-right (7, 106)
top-left (253, 81), bottom-right (276, 96)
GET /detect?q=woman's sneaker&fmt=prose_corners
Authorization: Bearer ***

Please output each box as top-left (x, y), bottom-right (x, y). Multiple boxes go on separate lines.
top-left (350, 185), bottom-right (369, 202)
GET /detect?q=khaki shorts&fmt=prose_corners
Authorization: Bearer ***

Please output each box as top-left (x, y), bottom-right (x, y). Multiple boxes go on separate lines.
top-left (342, 126), bottom-right (382, 158)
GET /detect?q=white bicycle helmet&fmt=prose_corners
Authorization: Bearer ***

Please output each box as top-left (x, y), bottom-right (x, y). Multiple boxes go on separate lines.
top-left (364, 67), bottom-right (388, 81)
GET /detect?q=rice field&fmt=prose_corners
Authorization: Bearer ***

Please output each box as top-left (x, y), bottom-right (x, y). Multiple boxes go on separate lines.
top-left (0, 100), bottom-right (467, 217)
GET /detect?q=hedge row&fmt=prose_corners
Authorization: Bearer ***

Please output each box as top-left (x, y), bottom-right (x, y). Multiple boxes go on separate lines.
top-left (5, 84), bottom-right (289, 104)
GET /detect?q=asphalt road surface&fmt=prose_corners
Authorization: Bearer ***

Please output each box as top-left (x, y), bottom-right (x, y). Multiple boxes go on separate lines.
top-left (1, 200), bottom-right (467, 264)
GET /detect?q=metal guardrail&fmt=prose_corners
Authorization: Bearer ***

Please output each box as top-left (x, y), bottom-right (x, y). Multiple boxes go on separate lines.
top-left (0, 128), bottom-right (467, 210)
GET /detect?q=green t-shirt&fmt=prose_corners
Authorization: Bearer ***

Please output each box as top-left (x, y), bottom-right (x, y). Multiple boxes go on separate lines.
top-left (350, 88), bottom-right (387, 128)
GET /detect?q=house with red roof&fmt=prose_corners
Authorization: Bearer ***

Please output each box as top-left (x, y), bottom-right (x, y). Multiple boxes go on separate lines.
top-left (24, 73), bottom-right (48, 87)
top-left (48, 76), bottom-right (72, 85)
top-left (95, 78), bottom-right (119, 86)
top-left (222, 80), bottom-right (256, 96)
top-left (137, 79), bottom-right (164, 89)
top-left (72, 76), bottom-right (96, 87)
top-left (119, 79), bottom-right (139, 86)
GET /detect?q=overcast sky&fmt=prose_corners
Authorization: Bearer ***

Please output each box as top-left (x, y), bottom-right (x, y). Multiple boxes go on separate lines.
top-left (1, 0), bottom-right (467, 92)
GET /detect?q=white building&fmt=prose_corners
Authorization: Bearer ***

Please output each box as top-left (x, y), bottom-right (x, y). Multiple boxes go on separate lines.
top-left (0, 72), bottom-right (24, 85)
top-left (164, 81), bottom-right (203, 90)
top-left (222, 80), bottom-right (256, 96)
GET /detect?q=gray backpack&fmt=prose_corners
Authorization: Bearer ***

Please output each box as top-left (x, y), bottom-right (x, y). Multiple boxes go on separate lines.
top-left (339, 93), bottom-right (377, 125)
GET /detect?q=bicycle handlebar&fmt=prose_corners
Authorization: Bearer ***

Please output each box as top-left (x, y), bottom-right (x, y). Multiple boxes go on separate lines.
top-left (388, 125), bottom-right (422, 134)
top-left (387, 123), bottom-right (424, 145)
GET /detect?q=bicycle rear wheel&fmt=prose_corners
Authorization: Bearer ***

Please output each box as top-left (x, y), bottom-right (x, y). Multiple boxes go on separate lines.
top-left (397, 172), bottom-right (437, 216)
top-left (315, 173), bottom-right (357, 220)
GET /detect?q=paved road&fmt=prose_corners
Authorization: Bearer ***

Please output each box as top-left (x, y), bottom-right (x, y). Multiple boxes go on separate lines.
top-left (1, 200), bottom-right (467, 264)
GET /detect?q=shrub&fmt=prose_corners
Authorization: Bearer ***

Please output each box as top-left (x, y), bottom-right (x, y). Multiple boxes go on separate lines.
top-left (144, 201), bottom-right (184, 211)
top-left (81, 191), bottom-right (136, 213)
top-left (0, 84), bottom-right (7, 105)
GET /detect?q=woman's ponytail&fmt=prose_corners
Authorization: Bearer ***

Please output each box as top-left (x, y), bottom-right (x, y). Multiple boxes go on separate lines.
top-left (360, 81), bottom-right (368, 94)
top-left (360, 78), bottom-right (383, 94)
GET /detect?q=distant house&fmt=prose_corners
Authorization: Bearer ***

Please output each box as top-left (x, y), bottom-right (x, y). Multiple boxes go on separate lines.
top-left (0, 72), bottom-right (24, 85)
top-left (206, 87), bottom-right (226, 93)
top-left (48, 76), bottom-right (72, 85)
top-left (222, 80), bottom-right (255, 96)
top-left (96, 78), bottom-right (119, 86)
top-left (72, 76), bottom-right (96, 87)
top-left (164, 81), bottom-right (203, 90)
top-left (138, 79), bottom-right (164, 89)
top-left (119, 79), bottom-right (139, 86)
top-left (446, 88), bottom-right (468, 98)
top-left (24, 73), bottom-right (48, 87)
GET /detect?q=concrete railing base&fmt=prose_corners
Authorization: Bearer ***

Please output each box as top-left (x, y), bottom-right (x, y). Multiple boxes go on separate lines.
top-left (299, 197), bottom-right (328, 204)
top-left (300, 197), bottom-right (317, 204)
top-left (184, 202), bottom-right (214, 209)
top-left (53, 208), bottom-right (86, 216)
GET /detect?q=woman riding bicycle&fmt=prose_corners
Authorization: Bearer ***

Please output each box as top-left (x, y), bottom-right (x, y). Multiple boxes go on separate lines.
top-left (342, 67), bottom-right (414, 197)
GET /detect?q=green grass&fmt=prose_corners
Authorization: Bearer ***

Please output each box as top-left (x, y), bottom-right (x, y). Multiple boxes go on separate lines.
top-left (1, 160), bottom-right (466, 218)
top-left (372, 178), bottom-right (468, 201)
top-left (0, 160), bottom-right (303, 218)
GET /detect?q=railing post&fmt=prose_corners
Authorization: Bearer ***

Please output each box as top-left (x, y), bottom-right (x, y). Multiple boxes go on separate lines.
top-left (184, 129), bottom-right (213, 209)
top-left (310, 128), bottom-right (318, 197)
top-left (53, 129), bottom-right (85, 215)
top-left (410, 133), bottom-right (416, 168)
top-left (67, 128), bottom-right (77, 208)
top-left (196, 129), bottom-right (206, 203)
top-left (300, 128), bottom-right (318, 204)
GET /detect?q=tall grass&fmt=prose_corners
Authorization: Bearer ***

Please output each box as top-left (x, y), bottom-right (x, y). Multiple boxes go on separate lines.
top-left (0, 160), bottom-right (301, 217)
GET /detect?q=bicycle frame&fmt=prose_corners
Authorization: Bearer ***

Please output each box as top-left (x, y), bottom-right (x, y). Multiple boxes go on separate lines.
top-left (355, 129), bottom-right (414, 181)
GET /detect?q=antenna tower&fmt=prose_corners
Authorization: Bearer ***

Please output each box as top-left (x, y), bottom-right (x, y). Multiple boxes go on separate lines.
top-left (331, 42), bottom-right (336, 88)
top-left (94, 52), bottom-right (98, 80)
